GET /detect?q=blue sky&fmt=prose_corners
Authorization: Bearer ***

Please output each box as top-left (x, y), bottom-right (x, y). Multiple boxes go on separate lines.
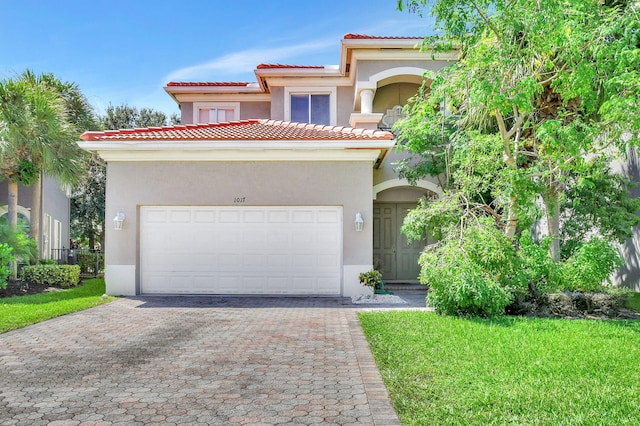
top-left (0, 0), bottom-right (434, 118)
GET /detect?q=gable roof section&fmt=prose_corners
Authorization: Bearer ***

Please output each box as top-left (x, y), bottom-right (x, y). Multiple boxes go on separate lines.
top-left (80, 120), bottom-right (393, 142)
top-left (256, 64), bottom-right (325, 70)
top-left (166, 81), bottom-right (254, 87)
top-left (343, 34), bottom-right (424, 40)
top-left (79, 120), bottom-right (394, 165)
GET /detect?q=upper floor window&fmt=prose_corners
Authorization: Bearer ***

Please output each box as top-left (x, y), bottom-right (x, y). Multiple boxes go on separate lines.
top-left (193, 102), bottom-right (239, 124)
top-left (285, 87), bottom-right (336, 126)
top-left (291, 94), bottom-right (330, 125)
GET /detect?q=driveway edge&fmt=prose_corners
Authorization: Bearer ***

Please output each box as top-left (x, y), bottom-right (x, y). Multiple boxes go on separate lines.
top-left (348, 311), bottom-right (401, 426)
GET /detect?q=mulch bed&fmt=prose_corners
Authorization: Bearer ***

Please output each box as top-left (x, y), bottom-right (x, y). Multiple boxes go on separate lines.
top-left (0, 280), bottom-right (62, 298)
top-left (508, 291), bottom-right (640, 320)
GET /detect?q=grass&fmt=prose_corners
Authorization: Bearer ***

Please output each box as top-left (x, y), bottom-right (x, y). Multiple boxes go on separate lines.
top-left (0, 278), bottom-right (114, 334)
top-left (359, 311), bottom-right (640, 425)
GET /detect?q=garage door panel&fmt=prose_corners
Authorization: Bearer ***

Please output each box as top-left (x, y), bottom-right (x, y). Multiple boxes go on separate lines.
top-left (141, 206), bottom-right (342, 295)
top-left (193, 210), bottom-right (216, 222)
top-left (219, 210), bottom-right (241, 222)
top-left (292, 210), bottom-right (315, 223)
top-left (243, 210), bottom-right (265, 222)
top-left (169, 210), bottom-right (191, 222)
top-left (268, 210), bottom-right (289, 222)
top-left (318, 210), bottom-right (340, 222)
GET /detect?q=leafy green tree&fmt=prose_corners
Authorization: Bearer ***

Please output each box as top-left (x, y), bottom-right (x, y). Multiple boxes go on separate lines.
top-left (70, 157), bottom-right (105, 250)
top-left (396, 0), bottom-right (640, 312)
top-left (99, 104), bottom-right (179, 130)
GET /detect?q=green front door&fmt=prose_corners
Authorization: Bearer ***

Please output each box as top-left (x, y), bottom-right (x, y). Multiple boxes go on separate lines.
top-left (373, 203), bottom-right (425, 281)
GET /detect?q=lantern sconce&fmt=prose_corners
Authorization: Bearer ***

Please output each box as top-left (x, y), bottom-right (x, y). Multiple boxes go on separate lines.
top-left (354, 212), bottom-right (364, 232)
top-left (113, 211), bottom-right (125, 231)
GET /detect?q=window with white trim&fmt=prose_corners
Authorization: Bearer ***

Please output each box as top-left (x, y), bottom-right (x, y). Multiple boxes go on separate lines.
top-left (285, 87), bottom-right (336, 125)
top-left (291, 94), bottom-right (330, 125)
top-left (193, 102), bottom-right (240, 124)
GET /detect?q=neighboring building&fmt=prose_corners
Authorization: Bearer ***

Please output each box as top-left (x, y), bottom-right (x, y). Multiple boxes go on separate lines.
top-left (0, 176), bottom-right (71, 260)
top-left (79, 34), bottom-right (458, 297)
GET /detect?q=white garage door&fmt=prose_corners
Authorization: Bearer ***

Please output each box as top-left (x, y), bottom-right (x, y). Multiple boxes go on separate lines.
top-left (140, 206), bottom-right (343, 295)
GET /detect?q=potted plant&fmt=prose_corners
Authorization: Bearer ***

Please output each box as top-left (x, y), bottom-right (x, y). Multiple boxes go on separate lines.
top-left (359, 269), bottom-right (382, 291)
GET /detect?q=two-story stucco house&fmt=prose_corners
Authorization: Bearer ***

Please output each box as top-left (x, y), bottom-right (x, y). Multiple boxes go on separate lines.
top-left (79, 34), bottom-right (457, 297)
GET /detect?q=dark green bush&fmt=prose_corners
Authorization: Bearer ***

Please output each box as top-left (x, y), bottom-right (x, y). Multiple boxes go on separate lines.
top-left (0, 243), bottom-right (12, 289)
top-left (38, 258), bottom-right (57, 265)
top-left (550, 238), bottom-right (623, 292)
top-left (20, 265), bottom-right (81, 288)
top-left (76, 252), bottom-right (104, 275)
top-left (421, 220), bottom-right (524, 317)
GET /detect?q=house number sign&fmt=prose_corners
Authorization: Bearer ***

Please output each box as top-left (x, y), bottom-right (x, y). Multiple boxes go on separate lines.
top-left (233, 197), bottom-right (246, 203)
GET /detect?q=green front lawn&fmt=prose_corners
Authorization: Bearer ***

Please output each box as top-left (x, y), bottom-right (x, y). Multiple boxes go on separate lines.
top-left (0, 278), bottom-right (114, 334)
top-left (359, 311), bottom-right (640, 425)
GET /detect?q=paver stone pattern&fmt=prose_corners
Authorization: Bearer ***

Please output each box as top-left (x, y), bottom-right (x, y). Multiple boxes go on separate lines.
top-left (0, 296), bottom-right (404, 425)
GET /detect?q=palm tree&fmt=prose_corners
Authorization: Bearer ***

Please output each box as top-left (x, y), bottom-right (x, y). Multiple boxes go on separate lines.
top-left (0, 71), bottom-right (87, 272)
top-left (18, 71), bottom-right (95, 258)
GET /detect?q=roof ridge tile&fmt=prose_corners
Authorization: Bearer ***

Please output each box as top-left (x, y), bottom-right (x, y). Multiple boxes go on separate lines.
top-left (343, 33), bottom-right (424, 40)
top-left (80, 120), bottom-right (394, 141)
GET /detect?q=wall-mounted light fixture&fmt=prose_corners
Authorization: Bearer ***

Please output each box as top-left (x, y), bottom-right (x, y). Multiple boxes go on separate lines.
top-left (354, 212), bottom-right (364, 232)
top-left (113, 211), bottom-right (125, 231)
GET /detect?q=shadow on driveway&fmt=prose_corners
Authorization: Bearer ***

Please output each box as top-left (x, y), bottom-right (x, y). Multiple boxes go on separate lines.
top-left (129, 288), bottom-right (429, 309)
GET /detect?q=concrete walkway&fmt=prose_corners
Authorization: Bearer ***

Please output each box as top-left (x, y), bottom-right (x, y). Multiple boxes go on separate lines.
top-left (0, 291), bottom-right (427, 425)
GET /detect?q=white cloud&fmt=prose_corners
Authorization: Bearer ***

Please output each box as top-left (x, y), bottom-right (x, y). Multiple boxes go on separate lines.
top-left (164, 38), bottom-right (336, 83)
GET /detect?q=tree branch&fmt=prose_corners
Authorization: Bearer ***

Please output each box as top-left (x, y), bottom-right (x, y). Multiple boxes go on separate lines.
top-left (467, 0), bottom-right (502, 41)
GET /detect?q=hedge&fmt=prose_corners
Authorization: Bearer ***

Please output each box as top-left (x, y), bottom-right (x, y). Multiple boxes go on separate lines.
top-left (20, 264), bottom-right (81, 288)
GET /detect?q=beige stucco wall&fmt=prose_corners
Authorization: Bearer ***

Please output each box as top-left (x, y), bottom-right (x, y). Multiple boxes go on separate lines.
top-left (337, 86), bottom-right (355, 127)
top-left (239, 102), bottom-right (271, 120)
top-left (104, 160), bottom-right (374, 295)
top-left (270, 87), bottom-right (285, 121)
top-left (356, 59), bottom-right (451, 83)
top-left (180, 103), bottom-right (193, 124)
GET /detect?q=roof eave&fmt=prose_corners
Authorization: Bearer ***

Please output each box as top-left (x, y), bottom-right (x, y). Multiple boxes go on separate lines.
top-left (77, 139), bottom-right (394, 166)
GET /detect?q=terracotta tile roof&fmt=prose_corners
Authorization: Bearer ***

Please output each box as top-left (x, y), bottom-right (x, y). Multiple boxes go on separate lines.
top-left (80, 120), bottom-right (394, 142)
top-left (343, 33), bottom-right (424, 40)
top-left (256, 64), bottom-right (325, 69)
top-left (166, 82), bottom-right (253, 87)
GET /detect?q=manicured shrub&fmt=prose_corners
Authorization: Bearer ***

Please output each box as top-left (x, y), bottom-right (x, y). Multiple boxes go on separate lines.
top-left (38, 258), bottom-right (57, 265)
top-left (0, 243), bottom-right (12, 289)
top-left (20, 264), bottom-right (81, 288)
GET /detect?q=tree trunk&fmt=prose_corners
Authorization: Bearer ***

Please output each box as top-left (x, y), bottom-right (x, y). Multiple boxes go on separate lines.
top-left (544, 192), bottom-right (561, 262)
top-left (30, 172), bottom-right (42, 262)
top-left (505, 195), bottom-right (518, 239)
top-left (6, 179), bottom-right (18, 230)
top-left (99, 224), bottom-right (105, 251)
top-left (6, 179), bottom-right (18, 279)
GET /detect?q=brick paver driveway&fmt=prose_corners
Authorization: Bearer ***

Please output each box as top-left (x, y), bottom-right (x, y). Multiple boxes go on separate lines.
top-left (0, 296), bottom-right (405, 425)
